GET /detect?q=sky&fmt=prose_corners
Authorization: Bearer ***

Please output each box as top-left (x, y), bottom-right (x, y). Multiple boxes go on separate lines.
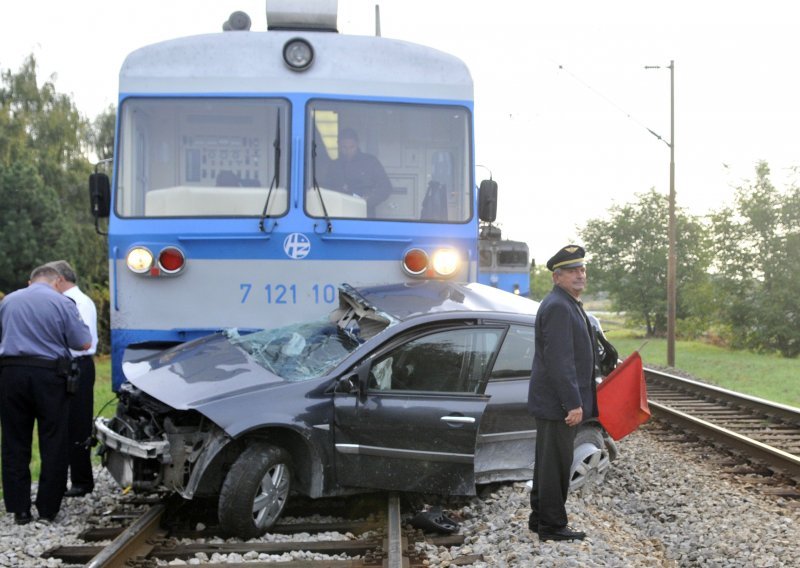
top-left (2, 0), bottom-right (799, 264)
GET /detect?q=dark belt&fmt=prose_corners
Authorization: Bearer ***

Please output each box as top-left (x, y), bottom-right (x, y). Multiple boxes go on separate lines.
top-left (74, 355), bottom-right (93, 361)
top-left (0, 356), bottom-right (60, 370)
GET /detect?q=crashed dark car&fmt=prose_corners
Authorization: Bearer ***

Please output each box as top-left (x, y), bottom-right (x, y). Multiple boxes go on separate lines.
top-left (95, 281), bottom-right (616, 538)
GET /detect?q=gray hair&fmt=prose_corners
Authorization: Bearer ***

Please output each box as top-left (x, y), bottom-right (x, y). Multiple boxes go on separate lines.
top-left (47, 260), bottom-right (77, 283)
top-left (30, 265), bottom-right (61, 283)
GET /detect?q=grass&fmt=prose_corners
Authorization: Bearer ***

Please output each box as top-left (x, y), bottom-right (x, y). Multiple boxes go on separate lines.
top-left (602, 327), bottom-right (800, 408)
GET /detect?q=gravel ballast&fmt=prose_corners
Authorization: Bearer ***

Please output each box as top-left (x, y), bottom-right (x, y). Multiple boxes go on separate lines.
top-left (1, 423), bottom-right (798, 566)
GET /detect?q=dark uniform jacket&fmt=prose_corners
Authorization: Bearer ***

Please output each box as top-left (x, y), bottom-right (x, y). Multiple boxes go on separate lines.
top-left (527, 285), bottom-right (598, 421)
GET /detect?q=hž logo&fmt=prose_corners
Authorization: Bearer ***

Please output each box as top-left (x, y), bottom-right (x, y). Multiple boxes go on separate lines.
top-left (283, 233), bottom-right (311, 259)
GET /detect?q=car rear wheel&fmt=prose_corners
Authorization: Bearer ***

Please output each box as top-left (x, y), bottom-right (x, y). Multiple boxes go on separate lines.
top-left (218, 442), bottom-right (292, 538)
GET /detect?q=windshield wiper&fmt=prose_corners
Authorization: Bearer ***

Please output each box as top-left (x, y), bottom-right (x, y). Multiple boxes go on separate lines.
top-left (258, 108), bottom-right (282, 233)
top-left (311, 110), bottom-right (332, 233)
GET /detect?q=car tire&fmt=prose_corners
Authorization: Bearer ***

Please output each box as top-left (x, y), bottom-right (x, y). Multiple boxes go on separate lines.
top-left (574, 423), bottom-right (604, 449)
top-left (569, 423), bottom-right (611, 493)
top-left (218, 442), bottom-right (292, 538)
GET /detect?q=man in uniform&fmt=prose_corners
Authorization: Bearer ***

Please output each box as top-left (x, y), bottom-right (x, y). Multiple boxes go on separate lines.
top-left (49, 260), bottom-right (98, 497)
top-left (527, 245), bottom-right (597, 541)
top-left (323, 127), bottom-right (392, 217)
top-left (0, 265), bottom-right (91, 524)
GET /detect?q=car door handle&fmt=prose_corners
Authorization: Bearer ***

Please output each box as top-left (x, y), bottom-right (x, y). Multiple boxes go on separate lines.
top-left (440, 415), bottom-right (475, 425)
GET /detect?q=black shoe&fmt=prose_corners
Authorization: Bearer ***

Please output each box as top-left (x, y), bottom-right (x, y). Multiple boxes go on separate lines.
top-left (38, 513), bottom-right (57, 523)
top-left (528, 517), bottom-right (539, 533)
top-left (539, 526), bottom-right (586, 541)
top-left (64, 485), bottom-right (93, 497)
top-left (14, 511), bottom-right (32, 525)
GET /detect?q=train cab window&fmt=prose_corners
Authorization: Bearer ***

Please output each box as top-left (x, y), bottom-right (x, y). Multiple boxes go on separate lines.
top-left (497, 250), bottom-right (529, 267)
top-left (306, 100), bottom-right (472, 223)
top-left (490, 325), bottom-right (535, 380)
top-left (116, 98), bottom-right (290, 218)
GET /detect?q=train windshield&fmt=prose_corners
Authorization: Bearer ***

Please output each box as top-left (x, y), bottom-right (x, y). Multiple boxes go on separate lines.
top-left (498, 249), bottom-right (529, 267)
top-left (306, 100), bottom-right (472, 222)
top-left (116, 98), bottom-right (291, 218)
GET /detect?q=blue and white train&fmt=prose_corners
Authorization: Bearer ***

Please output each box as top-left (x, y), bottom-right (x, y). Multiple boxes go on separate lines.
top-left (478, 230), bottom-right (531, 297)
top-left (89, 1), bottom-right (498, 389)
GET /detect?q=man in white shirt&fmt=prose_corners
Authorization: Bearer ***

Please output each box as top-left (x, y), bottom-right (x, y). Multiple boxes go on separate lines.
top-left (49, 260), bottom-right (98, 497)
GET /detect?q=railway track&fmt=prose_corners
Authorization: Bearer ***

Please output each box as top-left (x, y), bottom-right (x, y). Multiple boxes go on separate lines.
top-left (43, 493), bottom-right (475, 567)
top-left (645, 367), bottom-right (800, 485)
top-left (39, 367), bottom-right (800, 566)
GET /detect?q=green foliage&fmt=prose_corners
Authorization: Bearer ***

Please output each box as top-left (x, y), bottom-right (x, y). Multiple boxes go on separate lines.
top-left (0, 55), bottom-right (112, 352)
top-left (0, 160), bottom-right (70, 290)
top-left (92, 105), bottom-right (116, 161)
top-left (709, 163), bottom-right (800, 357)
top-left (528, 263), bottom-right (552, 301)
top-left (579, 188), bottom-right (711, 337)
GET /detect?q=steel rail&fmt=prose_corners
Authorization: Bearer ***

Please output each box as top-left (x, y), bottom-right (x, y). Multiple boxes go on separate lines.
top-left (644, 368), bottom-right (800, 422)
top-left (84, 503), bottom-right (166, 568)
top-left (648, 400), bottom-right (800, 480)
top-left (645, 368), bottom-right (800, 481)
top-left (385, 493), bottom-right (405, 568)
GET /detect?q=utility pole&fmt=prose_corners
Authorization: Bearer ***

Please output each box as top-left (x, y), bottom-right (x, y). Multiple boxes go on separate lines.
top-left (645, 60), bottom-right (676, 367)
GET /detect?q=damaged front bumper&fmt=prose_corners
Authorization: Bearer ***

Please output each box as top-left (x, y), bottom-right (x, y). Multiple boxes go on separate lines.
top-left (94, 417), bottom-right (171, 490)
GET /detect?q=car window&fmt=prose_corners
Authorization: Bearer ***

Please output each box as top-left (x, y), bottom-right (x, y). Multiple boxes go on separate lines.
top-left (489, 324), bottom-right (535, 380)
top-left (369, 327), bottom-right (504, 393)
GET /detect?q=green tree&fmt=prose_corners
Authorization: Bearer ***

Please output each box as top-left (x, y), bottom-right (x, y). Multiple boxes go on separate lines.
top-left (579, 188), bottom-right (711, 337)
top-left (529, 263), bottom-right (552, 301)
top-left (0, 160), bottom-right (70, 290)
top-left (1, 55), bottom-right (111, 351)
top-left (92, 105), bottom-right (116, 161)
top-left (709, 162), bottom-right (800, 357)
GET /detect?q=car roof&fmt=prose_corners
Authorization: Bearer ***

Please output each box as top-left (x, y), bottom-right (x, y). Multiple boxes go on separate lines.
top-left (346, 281), bottom-right (539, 323)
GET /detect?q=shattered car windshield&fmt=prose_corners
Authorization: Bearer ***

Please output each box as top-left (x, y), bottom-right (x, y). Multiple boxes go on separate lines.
top-left (227, 322), bottom-right (360, 382)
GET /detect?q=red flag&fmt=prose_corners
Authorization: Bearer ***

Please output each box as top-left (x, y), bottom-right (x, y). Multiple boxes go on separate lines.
top-left (596, 351), bottom-right (651, 440)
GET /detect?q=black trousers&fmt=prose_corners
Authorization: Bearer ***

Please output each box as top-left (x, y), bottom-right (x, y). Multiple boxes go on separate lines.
top-left (68, 356), bottom-right (95, 488)
top-left (530, 417), bottom-right (577, 530)
top-left (0, 365), bottom-right (69, 517)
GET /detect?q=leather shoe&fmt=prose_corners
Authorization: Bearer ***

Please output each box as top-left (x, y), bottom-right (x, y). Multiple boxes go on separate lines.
top-left (539, 526), bottom-right (586, 541)
top-left (64, 485), bottom-right (93, 497)
top-left (38, 513), bottom-right (57, 523)
top-left (14, 511), bottom-right (32, 525)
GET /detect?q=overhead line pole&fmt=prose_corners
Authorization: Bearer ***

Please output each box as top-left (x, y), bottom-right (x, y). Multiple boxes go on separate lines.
top-left (645, 60), bottom-right (676, 367)
top-left (667, 60), bottom-right (676, 368)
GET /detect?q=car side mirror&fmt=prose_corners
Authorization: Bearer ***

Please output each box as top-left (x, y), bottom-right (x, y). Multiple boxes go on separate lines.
top-left (355, 360), bottom-right (372, 403)
top-left (336, 360), bottom-right (372, 402)
top-left (336, 375), bottom-right (356, 394)
top-left (478, 179), bottom-right (497, 222)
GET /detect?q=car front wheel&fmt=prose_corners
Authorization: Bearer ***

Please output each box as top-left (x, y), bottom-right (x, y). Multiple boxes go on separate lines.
top-left (218, 442), bottom-right (292, 538)
top-left (569, 423), bottom-right (611, 492)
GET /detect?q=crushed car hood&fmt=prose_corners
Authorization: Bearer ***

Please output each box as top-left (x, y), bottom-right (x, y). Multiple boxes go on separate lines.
top-left (122, 333), bottom-right (288, 412)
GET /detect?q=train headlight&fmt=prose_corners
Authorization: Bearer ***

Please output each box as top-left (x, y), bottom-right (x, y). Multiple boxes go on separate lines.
top-left (431, 248), bottom-right (460, 277)
top-left (283, 38), bottom-right (314, 71)
top-left (402, 248), bottom-right (429, 276)
top-left (126, 247), bottom-right (154, 274)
